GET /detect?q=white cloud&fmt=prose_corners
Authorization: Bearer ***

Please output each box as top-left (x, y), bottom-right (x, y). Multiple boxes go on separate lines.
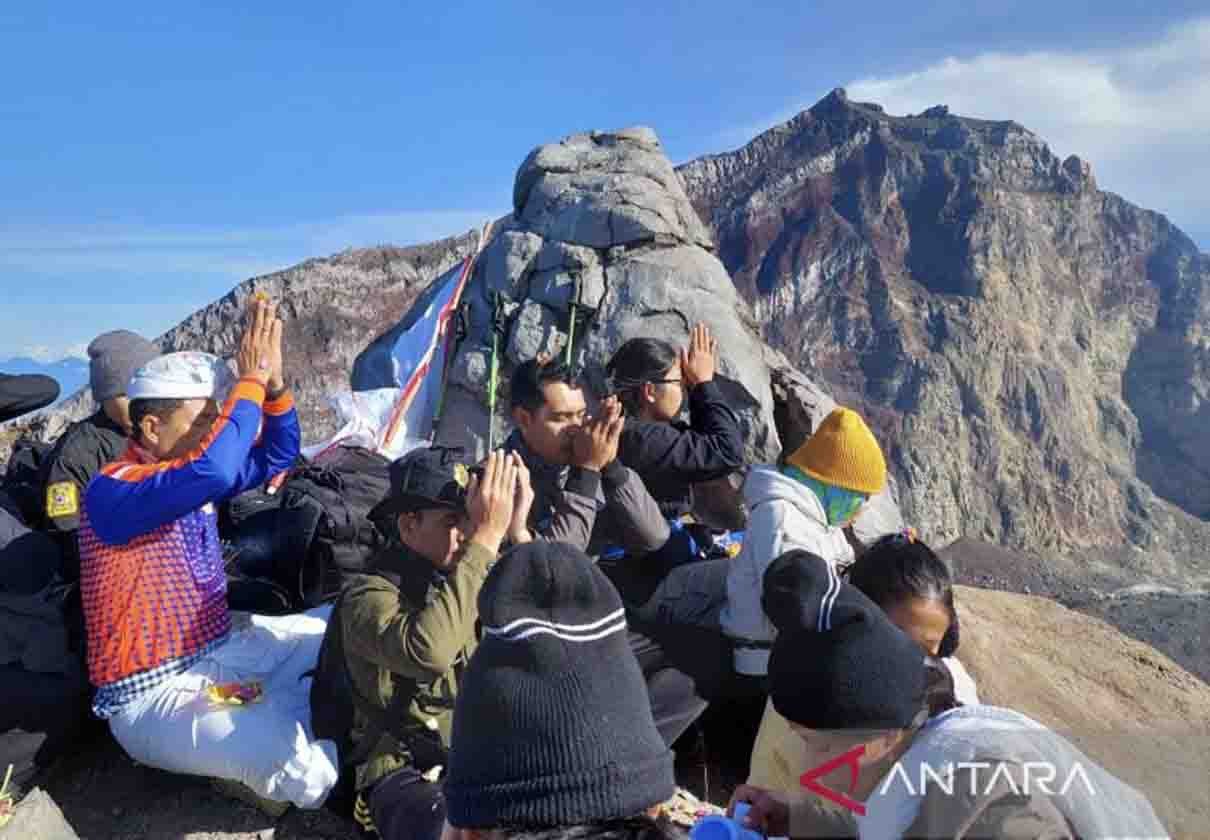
top-left (20, 344), bottom-right (89, 363)
top-left (0, 209), bottom-right (498, 280)
top-left (0, 301), bottom-right (213, 361)
top-left (0, 209), bottom-right (498, 359)
top-left (844, 18), bottom-right (1210, 247)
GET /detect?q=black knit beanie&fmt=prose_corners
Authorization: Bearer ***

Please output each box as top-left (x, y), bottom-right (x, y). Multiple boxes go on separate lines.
top-left (444, 542), bottom-right (675, 829)
top-left (88, 330), bottom-right (159, 402)
top-left (764, 550), bottom-right (928, 730)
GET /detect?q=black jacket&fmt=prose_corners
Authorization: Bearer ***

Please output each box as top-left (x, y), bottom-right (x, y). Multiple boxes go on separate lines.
top-left (37, 410), bottom-right (128, 580)
top-left (618, 380), bottom-right (745, 520)
top-left (0, 373), bottom-right (59, 423)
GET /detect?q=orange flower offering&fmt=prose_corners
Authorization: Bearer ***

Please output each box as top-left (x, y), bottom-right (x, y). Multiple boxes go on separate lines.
top-left (206, 680), bottom-right (264, 707)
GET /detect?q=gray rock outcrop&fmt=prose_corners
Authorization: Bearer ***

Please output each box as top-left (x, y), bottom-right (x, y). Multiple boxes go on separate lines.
top-left (355, 128), bottom-right (787, 475)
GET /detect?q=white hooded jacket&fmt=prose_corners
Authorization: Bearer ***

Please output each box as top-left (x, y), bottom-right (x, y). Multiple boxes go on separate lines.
top-left (720, 465), bottom-right (855, 675)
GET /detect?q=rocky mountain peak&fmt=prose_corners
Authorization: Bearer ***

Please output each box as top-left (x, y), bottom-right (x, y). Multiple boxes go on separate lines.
top-left (677, 90), bottom-right (1210, 644)
top-left (511, 126), bottom-right (713, 252)
top-left (362, 128), bottom-right (778, 464)
top-left (0, 235), bottom-right (478, 459)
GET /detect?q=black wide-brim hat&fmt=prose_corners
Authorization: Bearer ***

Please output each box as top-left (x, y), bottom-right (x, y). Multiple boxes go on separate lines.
top-left (367, 446), bottom-right (470, 522)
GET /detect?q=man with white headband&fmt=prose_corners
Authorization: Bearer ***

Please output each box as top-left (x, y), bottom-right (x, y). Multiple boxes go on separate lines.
top-left (77, 298), bottom-right (338, 814)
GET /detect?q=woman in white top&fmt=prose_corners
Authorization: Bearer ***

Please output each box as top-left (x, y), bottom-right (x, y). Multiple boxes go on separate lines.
top-left (721, 407), bottom-right (888, 676)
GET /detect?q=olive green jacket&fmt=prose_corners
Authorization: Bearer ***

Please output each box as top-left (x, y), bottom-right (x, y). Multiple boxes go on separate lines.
top-left (339, 539), bottom-right (494, 790)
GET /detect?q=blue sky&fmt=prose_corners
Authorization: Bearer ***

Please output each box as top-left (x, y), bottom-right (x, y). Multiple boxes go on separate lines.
top-left (3, 2), bottom-right (1208, 360)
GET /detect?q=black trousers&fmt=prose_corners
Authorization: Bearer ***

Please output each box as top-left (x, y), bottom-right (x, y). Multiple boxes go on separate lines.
top-left (628, 625), bottom-right (721, 747)
top-left (367, 767), bottom-right (445, 840)
top-left (601, 535), bottom-right (734, 749)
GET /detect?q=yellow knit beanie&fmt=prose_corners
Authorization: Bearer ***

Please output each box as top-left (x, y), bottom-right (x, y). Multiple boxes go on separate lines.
top-left (785, 407), bottom-right (887, 495)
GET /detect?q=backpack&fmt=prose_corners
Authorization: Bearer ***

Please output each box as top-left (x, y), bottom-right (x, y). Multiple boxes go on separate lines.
top-left (220, 483), bottom-right (285, 540)
top-left (274, 446), bottom-right (393, 608)
top-left (220, 485), bottom-right (286, 585)
top-left (308, 580), bottom-right (447, 772)
top-left (0, 575), bottom-right (93, 795)
top-left (1, 439), bottom-right (52, 527)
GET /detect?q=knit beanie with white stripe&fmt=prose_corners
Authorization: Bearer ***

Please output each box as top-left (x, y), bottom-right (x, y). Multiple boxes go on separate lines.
top-left (763, 549), bottom-right (928, 730)
top-left (443, 541), bottom-right (675, 828)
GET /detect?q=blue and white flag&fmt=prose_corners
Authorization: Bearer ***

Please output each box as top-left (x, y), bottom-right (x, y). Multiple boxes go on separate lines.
top-left (377, 256), bottom-right (473, 452)
top-left (302, 223), bottom-right (490, 463)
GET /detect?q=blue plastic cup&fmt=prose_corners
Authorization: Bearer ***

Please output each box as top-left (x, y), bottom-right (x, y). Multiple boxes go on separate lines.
top-left (690, 802), bottom-right (763, 840)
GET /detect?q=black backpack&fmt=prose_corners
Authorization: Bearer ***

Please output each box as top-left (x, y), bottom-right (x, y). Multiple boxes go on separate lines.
top-left (1, 439), bottom-right (52, 527)
top-left (274, 446), bottom-right (393, 608)
top-left (309, 580), bottom-right (447, 772)
top-left (0, 565), bottom-right (94, 795)
top-left (217, 482), bottom-right (294, 614)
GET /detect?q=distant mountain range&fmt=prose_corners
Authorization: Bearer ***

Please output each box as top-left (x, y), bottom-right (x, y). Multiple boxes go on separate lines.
top-left (0, 356), bottom-right (89, 406)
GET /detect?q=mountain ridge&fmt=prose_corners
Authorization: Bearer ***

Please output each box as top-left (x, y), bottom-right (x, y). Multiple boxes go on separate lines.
top-left (677, 88), bottom-right (1210, 570)
top-left (4, 102), bottom-right (1210, 837)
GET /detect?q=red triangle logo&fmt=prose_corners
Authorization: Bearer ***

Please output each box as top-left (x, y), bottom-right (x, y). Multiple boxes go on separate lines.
top-left (799, 744), bottom-right (868, 817)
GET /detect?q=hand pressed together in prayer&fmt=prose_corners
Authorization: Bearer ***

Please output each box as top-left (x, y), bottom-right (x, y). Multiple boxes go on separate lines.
top-left (681, 322), bottom-right (718, 388)
top-left (572, 395), bottom-right (624, 472)
top-left (237, 296), bottom-right (284, 391)
top-left (467, 451), bottom-right (532, 555)
top-left (507, 455), bottom-right (535, 545)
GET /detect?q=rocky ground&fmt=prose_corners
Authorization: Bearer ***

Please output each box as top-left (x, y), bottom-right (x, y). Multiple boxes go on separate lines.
top-left (35, 734), bottom-right (349, 839)
top-left (30, 726), bottom-right (736, 840)
top-left (955, 585), bottom-right (1210, 838)
top-left (943, 538), bottom-right (1210, 682)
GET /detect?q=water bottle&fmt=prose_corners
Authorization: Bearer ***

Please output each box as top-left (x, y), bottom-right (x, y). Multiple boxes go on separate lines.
top-left (690, 802), bottom-right (764, 840)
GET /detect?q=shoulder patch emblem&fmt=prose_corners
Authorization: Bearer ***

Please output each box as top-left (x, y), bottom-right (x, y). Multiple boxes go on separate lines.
top-left (46, 482), bottom-right (79, 519)
top-left (453, 463), bottom-right (470, 489)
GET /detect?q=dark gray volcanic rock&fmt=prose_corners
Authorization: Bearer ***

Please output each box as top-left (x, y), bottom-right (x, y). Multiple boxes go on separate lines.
top-left (356, 128), bottom-right (782, 471)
